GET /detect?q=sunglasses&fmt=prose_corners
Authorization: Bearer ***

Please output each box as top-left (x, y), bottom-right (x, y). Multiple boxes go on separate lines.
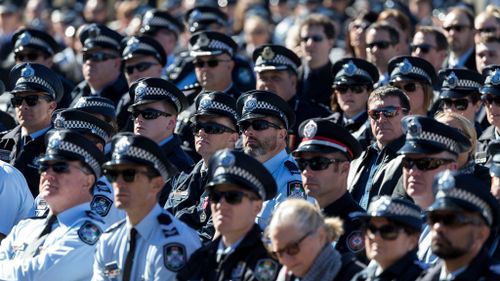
top-left (368, 106), bottom-right (405, 120)
top-left (271, 231), bottom-right (312, 258)
top-left (132, 108), bottom-right (171, 120)
top-left (401, 157), bottom-right (454, 171)
top-left (239, 119), bottom-right (282, 132)
top-left (476, 27), bottom-right (497, 34)
top-left (482, 95), bottom-right (500, 106)
top-left (191, 121), bottom-right (235, 135)
top-left (440, 98), bottom-right (469, 111)
top-left (300, 35), bottom-right (324, 43)
top-left (15, 52), bottom-right (44, 61)
top-left (392, 82), bottom-right (418, 92)
top-left (443, 25), bottom-right (470, 32)
top-left (11, 95), bottom-right (52, 107)
top-left (427, 212), bottom-right (484, 227)
top-left (125, 62), bottom-right (158, 74)
top-left (334, 84), bottom-right (366, 94)
top-left (104, 169), bottom-right (153, 183)
top-left (366, 41), bottom-right (393, 50)
top-left (364, 223), bottom-right (403, 240)
top-left (83, 52), bottom-right (118, 62)
top-left (208, 190), bottom-right (257, 205)
top-left (295, 157), bottom-right (345, 171)
top-left (39, 161), bottom-right (88, 174)
top-left (410, 43), bottom-right (436, 54)
top-left (193, 59), bottom-right (230, 68)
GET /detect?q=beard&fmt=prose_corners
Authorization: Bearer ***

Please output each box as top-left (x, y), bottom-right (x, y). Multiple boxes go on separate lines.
top-left (431, 232), bottom-right (472, 259)
top-left (243, 135), bottom-right (277, 158)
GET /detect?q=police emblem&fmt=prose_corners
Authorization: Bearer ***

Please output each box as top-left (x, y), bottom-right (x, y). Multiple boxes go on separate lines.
top-left (371, 196), bottom-right (391, 212)
top-left (347, 231), bottom-right (364, 252)
top-left (220, 150), bottom-right (235, 167)
top-left (254, 259), bottom-right (278, 281)
top-left (19, 31), bottom-right (32, 46)
top-left (135, 82), bottom-right (147, 99)
top-left (88, 24), bottom-right (101, 38)
top-left (163, 243), bottom-right (187, 272)
top-left (405, 118), bottom-right (422, 138)
top-left (126, 37), bottom-right (140, 53)
top-left (104, 261), bottom-right (121, 278)
top-left (244, 97), bottom-right (257, 111)
top-left (199, 96), bottom-right (213, 110)
top-left (54, 114), bottom-right (65, 128)
top-left (74, 97), bottom-right (86, 108)
top-left (303, 120), bottom-right (317, 138)
top-left (343, 60), bottom-right (357, 76)
top-left (287, 181), bottom-right (306, 199)
top-left (114, 136), bottom-right (131, 156)
top-left (48, 131), bottom-right (63, 149)
top-left (261, 47), bottom-right (275, 60)
top-left (437, 170), bottom-right (455, 191)
top-left (143, 11), bottom-right (154, 26)
top-left (90, 195), bottom-right (113, 216)
top-left (77, 221), bottom-right (102, 245)
top-left (21, 64), bottom-right (35, 78)
top-left (446, 72), bottom-right (458, 89)
top-left (491, 69), bottom-right (500, 85)
top-left (399, 59), bottom-right (412, 75)
top-left (196, 33), bottom-right (210, 47)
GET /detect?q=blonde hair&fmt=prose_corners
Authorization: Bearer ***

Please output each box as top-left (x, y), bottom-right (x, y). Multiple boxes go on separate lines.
top-left (434, 111), bottom-right (477, 154)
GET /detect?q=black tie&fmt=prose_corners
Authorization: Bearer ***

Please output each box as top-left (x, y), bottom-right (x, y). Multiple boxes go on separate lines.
top-left (123, 228), bottom-right (138, 281)
top-left (26, 215), bottom-right (57, 257)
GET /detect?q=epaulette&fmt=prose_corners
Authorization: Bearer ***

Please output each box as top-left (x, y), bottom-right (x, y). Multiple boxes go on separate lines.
top-left (84, 210), bottom-right (105, 224)
top-left (105, 218), bottom-right (126, 233)
top-left (284, 160), bottom-right (300, 175)
top-left (157, 213), bottom-right (172, 225)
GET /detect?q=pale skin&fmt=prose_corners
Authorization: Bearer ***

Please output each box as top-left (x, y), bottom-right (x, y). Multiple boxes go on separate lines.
top-left (133, 101), bottom-right (177, 144)
top-left (241, 117), bottom-right (287, 163)
top-left (193, 115), bottom-right (238, 165)
top-left (13, 92), bottom-right (56, 135)
top-left (82, 48), bottom-right (121, 92)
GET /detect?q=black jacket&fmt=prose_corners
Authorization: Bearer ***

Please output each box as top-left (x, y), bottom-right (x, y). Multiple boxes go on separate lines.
top-left (476, 125), bottom-right (496, 167)
top-left (352, 250), bottom-right (425, 281)
top-left (69, 74), bottom-right (129, 107)
top-left (298, 62), bottom-right (334, 108)
top-left (161, 134), bottom-right (194, 174)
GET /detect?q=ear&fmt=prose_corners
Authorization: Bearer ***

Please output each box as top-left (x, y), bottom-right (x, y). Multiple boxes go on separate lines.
top-left (476, 224), bottom-right (491, 245)
top-left (150, 176), bottom-right (164, 194)
top-left (166, 115), bottom-right (177, 131)
top-left (48, 101), bottom-right (57, 112)
top-left (252, 199), bottom-right (263, 215)
top-left (227, 132), bottom-right (239, 148)
top-left (340, 161), bottom-right (350, 174)
top-left (278, 127), bottom-right (287, 141)
top-left (113, 58), bottom-right (122, 69)
top-left (227, 59), bottom-right (235, 72)
top-left (83, 173), bottom-right (95, 192)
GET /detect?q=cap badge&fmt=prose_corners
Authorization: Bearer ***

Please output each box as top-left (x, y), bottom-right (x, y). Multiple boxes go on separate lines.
top-left (244, 97), bottom-right (257, 111)
top-left (261, 47), bottom-right (275, 60)
top-left (447, 72), bottom-right (458, 89)
top-left (48, 131), bottom-right (63, 149)
top-left (437, 170), bottom-right (455, 191)
top-left (19, 31), bottom-right (31, 46)
top-left (88, 24), bottom-right (101, 38)
top-left (303, 120), bottom-right (317, 138)
top-left (491, 69), bottom-right (500, 86)
top-left (406, 118), bottom-right (422, 137)
top-left (54, 114), bottom-right (65, 128)
top-left (343, 60), bottom-right (357, 76)
top-left (199, 96), bottom-right (212, 110)
top-left (135, 82), bottom-right (147, 99)
top-left (143, 11), bottom-right (154, 26)
top-left (399, 59), bottom-right (412, 75)
top-left (21, 64), bottom-right (35, 78)
top-left (370, 196), bottom-right (391, 213)
top-left (127, 37), bottom-right (140, 53)
top-left (74, 97), bottom-right (86, 108)
top-left (196, 33), bottom-right (210, 48)
top-left (219, 150), bottom-right (235, 167)
top-left (190, 10), bottom-right (202, 21)
top-left (114, 136), bottom-right (131, 156)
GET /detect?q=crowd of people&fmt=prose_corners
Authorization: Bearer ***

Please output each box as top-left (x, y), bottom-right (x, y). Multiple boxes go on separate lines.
top-left (0, 0), bottom-right (500, 280)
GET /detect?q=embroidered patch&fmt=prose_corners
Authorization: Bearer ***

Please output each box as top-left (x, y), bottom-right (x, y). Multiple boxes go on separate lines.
top-left (164, 243), bottom-right (187, 272)
top-left (347, 231), bottom-right (364, 252)
top-left (287, 181), bottom-right (306, 199)
top-left (90, 195), bottom-right (113, 216)
top-left (77, 221), bottom-right (102, 245)
top-left (161, 226), bottom-right (179, 238)
top-left (254, 258), bottom-right (278, 281)
top-left (0, 149), bottom-right (11, 161)
top-left (104, 261), bottom-right (121, 278)
top-left (94, 180), bottom-right (111, 193)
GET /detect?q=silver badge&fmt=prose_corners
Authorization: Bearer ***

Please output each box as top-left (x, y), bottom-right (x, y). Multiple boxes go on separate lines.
top-left (19, 32), bottom-right (31, 46)
top-left (114, 136), bottom-right (131, 156)
top-left (21, 64), bottom-right (35, 78)
top-left (399, 59), bottom-right (412, 75)
top-left (143, 11), bottom-right (154, 26)
top-left (343, 60), bottom-right (357, 76)
top-left (261, 47), bottom-right (275, 60)
top-left (244, 97), bottom-right (257, 111)
top-left (135, 82), bottom-right (147, 99)
top-left (48, 131), bottom-right (63, 149)
top-left (446, 72), bottom-right (458, 89)
top-left (303, 120), bottom-right (317, 138)
top-left (127, 37), bottom-right (140, 53)
top-left (406, 118), bottom-right (422, 137)
top-left (199, 96), bottom-right (212, 110)
top-left (220, 150), bottom-right (235, 167)
top-left (369, 196), bottom-right (392, 215)
top-left (491, 69), bottom-right (500, 86)
top-left (196, 33), bottom-right (210, 48)
top-left (54, 114), bottom-right (65, 128)
top-left (88, 24), bottom-right (100, 38)
top-left (437, 170), bottom-right (455, 191)
top-left (74, 97), bottom-right (87, 108)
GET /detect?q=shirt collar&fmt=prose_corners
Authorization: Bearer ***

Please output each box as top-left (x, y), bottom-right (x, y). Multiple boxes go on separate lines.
top-left (27, 126), bottom-right (51, 140)
top-left (217, 235), bottom-right (245, 256)
top-left (158, 135), bottom-right (174, 147)
top-left (127, 204), bottom-right (163, 240)
top-left (263, 149), bottom-right (288, 173)
top-left (56, 203), bottom-right (90, 227)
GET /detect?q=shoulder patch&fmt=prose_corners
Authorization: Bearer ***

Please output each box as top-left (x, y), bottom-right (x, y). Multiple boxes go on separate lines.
top-left (287, 181), bottom-right (306, 199)
top-left (90, 195), bottom-right (112, 217)
top-left (284, 160), bottom-right (300, 175)
top-left (163, 243), bottom-right (187, 272)
top-left (0, 149), bottom-right (11, 161)
top-left (346, 231), bottom-right (364, 253)
top-left (78, 220), bottom-right (102, 245)
top-left (254, 258), bottom-right (279, 281)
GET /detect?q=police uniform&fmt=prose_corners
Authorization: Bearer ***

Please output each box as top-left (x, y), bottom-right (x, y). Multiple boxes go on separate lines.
top-left (352, 197), bottom-right (425, 281)
top-left (71, 96), bottom-right (117, 122)
top-left (93, 133), bottom-right (201, 281)
top-left (70, 24), bottom-right (128, 107)
top-left (129, 77), bottom-right (194, 173)
top-left (486, 140), bottom-right (500, 260)
top-left (0, 129), bottom-right (106, 280)
top-left (0, 63), bottom-right (63, 197)
top-left (177, 149), bottom-right (280, 281)
top-left (417, 171), bottom-right (500, 281)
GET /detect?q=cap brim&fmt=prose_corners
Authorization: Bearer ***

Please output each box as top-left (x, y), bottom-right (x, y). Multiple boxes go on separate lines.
top-left (238, 113), bottom-right (268, 123)
top-left (440, 90), bottom-right (474, 99)
top-left (292, 144), bottom-right (347, 157)
top-left (102, 159), bottom-right (139, 170)
top-left (481, 87), bottom-right (500, 96)
top-left (398, 141), bottom-right (451, 155)
top-left (427, 198), bottom-right (467, 213)
top-left (206, 175), bottom-right (263, 199)
top-left (254, 65), bottom-right (293, 73)
top-left (190, 50), bottom-right (224, 57)
top-left (38, 154), bottom-right (66, 163)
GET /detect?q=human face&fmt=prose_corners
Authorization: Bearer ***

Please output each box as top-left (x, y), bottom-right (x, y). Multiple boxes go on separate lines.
top-left (133, 101), bottom-right (176, 143)
top-left (442, 12), bottom-right (474, 54)
top-left (491, 176), bottom-right (500, 202)
top-left (124, 55), bottom-right (162, 85)
top-left (391, 81), bottom-right (426, 115)
top-left (244, 17), bottom-right (270, 48)
top-left (194, 53), bottom-right (234, 91)
top-left (476, 42), bottom-right (500, 74)
top-left (153, 29), bottom-right (177, 55)
top-left (411, 32), bottom-right (446, 72)
top-left (15, 49), bottom-right (52, 67)
top-left (193, 115), bottom-right (237, 160)
top-left (334, 84), bottom-right (370, 118)
top-left (13, 92), bottom-right (55, 133)
top-left (82, 48), bottom-right (121, 90)
top-left (368, 96), bottom-right (406, 147)
top-left (241, 117), bottom-right (284, 160)
top-left (269, 225), bottom-right (325, 277)
top-left (256, 70), bottom-right (297, 102)
top-left (474, 15), bottom-right (500, 41)
top-left (484, 95), bottom-right (500, 128)
top-left (300, 25), bottom-right (334, 68)
top-left (364, 217), bottom-right (418, 269)
top-left (366, 29), bottom-right (398, 73)
top-left (349, 19), bottom-right (368, 49)
top-left (403, 152), bottom-right (456, 209)
top-left (441, 97), bottom-right (479, 123)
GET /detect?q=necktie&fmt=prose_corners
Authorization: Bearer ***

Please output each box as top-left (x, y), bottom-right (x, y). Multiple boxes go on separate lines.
top-left (25, 215), bottom-right (57, 257)
top-left (123, 228), bottom-right (138, 281)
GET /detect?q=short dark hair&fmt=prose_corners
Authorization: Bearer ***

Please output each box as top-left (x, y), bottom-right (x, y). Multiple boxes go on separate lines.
top-left (366, 23), bottom-right (400, 45)
top-left (368, 85), bottom-right (411, 113)
top-left (416, 26), bottom-right (449, 51)
top-left (300, 13), bottom-right (336, 39)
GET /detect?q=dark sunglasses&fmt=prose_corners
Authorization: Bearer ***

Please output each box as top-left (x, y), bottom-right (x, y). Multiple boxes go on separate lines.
top-left (401, 157), bottom-right (454, 171)
top-left (83, 52), bottom-right (118, 62)
top-left (39, 161), bottom-right (87, 174)
top-left (125, 62), bottom-right (158, 74)
top-left (440, 98), bottom-right (469, 111)
top-left (392, 82), bottom-right (418, 92)
top-left (239, 119), bottom-right (282, 132)
top-left (11, 95), bottom-right (52, 107)
top-left (427, 212), bottom-right (484, 227)
top-left (15, 52), bottom-right (44, 61)
top-left (476, 27), bottom-right (497, 34)
top-left (482, 95), bottom-right (500, 106)
top-left (296, 157), bottom-right (345, 171)
top-left (104, 169), bottom-right (153, 183)
top-left (410, 43), bottom-right (435, 54)
top-left (271, 231), bottom-right (312, 258)
top-left (132, 108), bottom-right (171, 120)
top-left (300, 35), bottom-right (324, 43)
top-left (368, 106), bottom-right (405, 120)
top-left (334, 84), bottom-right (366, 94)
top-left (443, 25), bottom-right (470, 32)
top-left (208, 190), bottom-right (257, 205)
top-left (193, 59), bottom-right (230, 68)
top-left (364, 223), bottom-right (403, 240)
top-left (190, 121), bottom-right (235, 134)
top-left (366, 41), bottom-right (393, 50)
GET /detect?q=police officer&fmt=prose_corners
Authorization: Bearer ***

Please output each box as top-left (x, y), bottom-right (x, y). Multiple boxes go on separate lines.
top-left (163, 92), bottom-right (239, 241)
top-left (489, 140), bottom-right (500, 202)
top-left (93, 133), bottom-right (201, 281)
top-left (418, 171), bottom-right (500, 280)
top-left (237, 90), bottom-right (311, 229)
top-left (129, 77), bottom-right (193, 173)
top-left (0, 129), bottom-right (106, 280)
top-left (253, 44), bottom-right (331, 150)
top-left (177, 149), bottom-right (280, 281)
top-left (72, 96), bottom-right (117, 131)
top-left (0, 63), bottom-right (63, 196)
top-left (292, 118), bottom-right (367, 262)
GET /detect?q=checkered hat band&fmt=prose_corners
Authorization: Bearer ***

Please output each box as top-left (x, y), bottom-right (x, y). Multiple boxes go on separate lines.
top-left (126, 42), bottom-right (158, 55)
top-left (407, 130), bottom-right (459, 154)
top-left (437, 188), bottom-right (493, 225)
top-left (337, 68), bottom-right (372, 81)
top-left (57, 120), bottom-right (109, 141)
top-left (255, 54), bottom-right (298, 72)
top-left (370, 202), bottom-right (421, 219)
top-left (207, 40), bottom-right (233, 56)
top-left (139, 86), bottom-right (181, 111)
top-left (214, 166), bottom-right (265, 199)
top-left (74, 100), bottom-right (115, 111)
top-left (300, 137), bottom-right (352, 158)
top-left (113, 146), bottom-right (168, 180)
top-left (392, 66), bottom-right (431, 83)
top-left (57, 141), bottom-right (101, 176)
top-left (244, 101), bottom-right (288, 127)
top-left (19, 37), bottom-right (54, 55)
top-left (146, 17), bottom-right (180, 34)
top-left (443, 79), bottom-right (481, 89)
top-left (203, 101), bottom-right (239, 120)
top-left (17, 76), bottom-right (55, 97)
top-left (85, 36), bottom-right (120, 49)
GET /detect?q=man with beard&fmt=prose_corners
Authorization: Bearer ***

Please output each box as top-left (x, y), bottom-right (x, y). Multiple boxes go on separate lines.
top-left (417, 170), bottom-right (500, 280)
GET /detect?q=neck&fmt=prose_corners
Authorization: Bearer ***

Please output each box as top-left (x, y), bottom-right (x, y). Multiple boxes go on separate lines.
top-left (410, 108), bottom-right (427, 116)
top-left (318, 184), bottom-right (347, 209)
top-left (221, 223), bottom-right (253, 247)
top-left (127, 201), bottom-right (156, 226)
top-left (206, 81), bottom-right (232, 92)
top-left (48, 194), bottom-right (92, 215)
top-left (23, 122), bottom-right (50, 135)
top-left (452, 46), bottom-right (473, 59)
top-left (413, 194), bottom-right (434, 210)
top-left (353, 46), bottom-right (366, 59)
top-left (89, 73), bottom-right (119, 92)
top-left (256, 143), bottom-right (286, 163)
top-left (308, 58), bottom-right (329, 70)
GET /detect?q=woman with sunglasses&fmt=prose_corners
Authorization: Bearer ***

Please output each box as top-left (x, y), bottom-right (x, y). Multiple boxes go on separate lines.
top-left (267, 199), bottom-right (365, 281)
top-left (351, 196), bottom-right (425, 281)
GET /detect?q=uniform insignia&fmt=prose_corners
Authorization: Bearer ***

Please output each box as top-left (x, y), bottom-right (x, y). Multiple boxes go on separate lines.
top-left (399, 59), bottom-right (412, 75)
top-left (244, 97), bottom-right (257, 111)
top-left (135, 82), bottom-right (147, 99)
top-left (163, 243), bottom-right (187, 272)
top-left (48, 131), bottom-right (63, 149)
top-left (143, 11), bottom-right (154, 26)
top-left (88, 24), bottom-right (101, 38)
top-left (161, 226), bottom-right (179, 238)
top-left (0, 149), bottom-right (11, 161)
top-left (199, 210), bottom-right (207, 222)
top-left (104, 261), bottom-right (121, 278)
top-left (437, 170), bottom-right (455, 190)
top-left (77, 221), bottom-right (102, 245)
top-left (74, 97), bottom-right (86, 107)
top-left (90, 195), bottom-right (112, 216)
top-left (303, 120), bottom-right (317, 138)
top-left (114, 136), bottom-right (131, 156)
top-left (231, 261), bottom-right (245, 279)
top-left (220, 150), bottom-right (235, 167)
top-left (287, 181), bottom-right (306, 199)
top-left (54, 114), bottom-right (65, 128)
top-left (261, 47), bottom-right (275, 60)
top-left (491, 69), bottom-right (500, 85)
top-left (371, 196), bottom-right (391, 212)
top-left (199, 96), bottom-right (212, 110)
top-left (19, 31), bottom-right (32, 46)
top-left (347, 231), bottom-right (364, 252)
top-left (196, 33), bottom-right (210, 48)
top-left (405, 118), bottom-right (422, 138)
top-left (343, 60), bottom-right (357, 76)
top-left (157, 213), bottom-right (173, 225)
top-left (126, 37), bottom-right (140, 53)
top-left (95, 180), bottom-right (111, 193)
top-left (446, 72), bottom-right (458, 89)
top-left (21, 64), bottom-right (35, 78)
top-left (254, 259), bottom-right (278, 281)
top-left (30, 155), bottom-right (42, 170)
top-left (284, 161), bottom-right (300, 175)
